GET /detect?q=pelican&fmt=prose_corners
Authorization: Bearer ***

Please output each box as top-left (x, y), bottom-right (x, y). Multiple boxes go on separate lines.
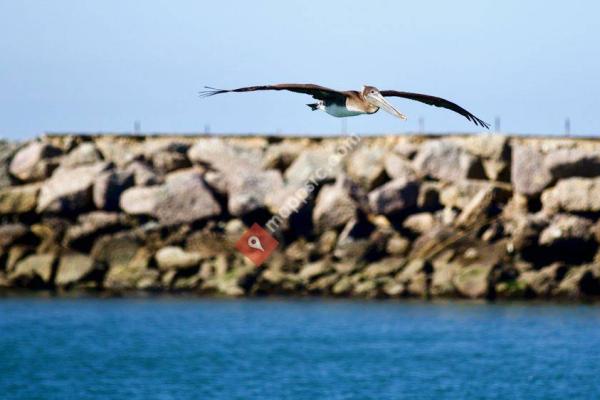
top-left (199, 83), bottom-right (489, 128)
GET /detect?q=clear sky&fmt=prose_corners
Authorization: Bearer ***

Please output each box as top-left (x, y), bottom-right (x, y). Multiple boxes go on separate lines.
top-left (1, 0), bottom-right (599, 139)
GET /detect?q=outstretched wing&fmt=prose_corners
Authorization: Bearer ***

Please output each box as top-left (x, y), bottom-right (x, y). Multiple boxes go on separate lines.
top-left (380, 90), bottom-right (490, 129)
top-left (200, 83), bottom-right (346, 102)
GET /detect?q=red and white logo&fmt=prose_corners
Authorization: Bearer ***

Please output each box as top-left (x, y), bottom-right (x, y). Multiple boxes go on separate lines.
top-left (235, 223), bottom-right (279, 266)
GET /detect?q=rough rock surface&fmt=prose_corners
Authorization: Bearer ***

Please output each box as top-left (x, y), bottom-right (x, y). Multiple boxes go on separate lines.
top-left (37, 163), bottom-right (110, 213)
top-left (9, 141), bottom-right (62, 182)
top-left (0, 134), bottom-right (599, 301)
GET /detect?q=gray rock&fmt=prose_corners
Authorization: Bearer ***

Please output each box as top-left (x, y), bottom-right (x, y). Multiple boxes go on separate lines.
top-left (368, 178), bottom-right (419, 215)
top-left (518, 263), bottom-right (568, 297)
top-left (119, 186), bottom-right (163, 216)
top-left (454, 186), bottom-right (495, 227)
top-left (55, 253), bottom-right (97, 287)
top-left (188, 138), bottom-right (263, 172)
top-left (227, 170), bottom-right (284, 216)
top-left (0, 183), bottom-right (40, 214)
top-left (124, 161), bottom-right (162, 186)
top-left (554, 265), bottom-right (600, 298)
top-left (155, 246), bottom-right (203, 270)
top-left (64, 211), bottom-right (126, 246)
top-left (511, 144), bottom-right (553, 196)
top-left (284, 147), bottom-right (342, 184)
top-left (9, 254), bottom-right (55, 287)
top-left (313, 178), bottom-right (359, 231)
top-left (413, 140), bottom-right (484, 182)
top-left (9, 141), bottom-right (62, 182)
top-left (402, 212), bottom-right (437, 234)
top-left (0, 141), bottom-right (17, 189)
top-left (334, 218), bottom-right (373, 260)
top-left (440, 180), bottom-right (510, 210)
top-left (37, 162), bottom-right (110, 213)
top-left (151, 151), bottom-right (190, 174)
top-left (453, 264), bottom-right (493, 299)
top-left (457, 134), bottom-right (508, 160)
top-left (0, 223), bottom-right (28, 248)
top-left (541, 177), bottom-right (600, 213)
top-left (155, 171), bottom-right (221, 225)
top-left (299, 260), bottom-right (332, 281)
top-left (94, 137), bottom-right (143, 168)
top-left (544, 148), bottom-right (600, 179)
top-left (93, 171), bottom-right (134, 210)
top-left (538, 214), bottom-right (593, 246)
top-left (346, 146), bottom-right (386, 190)
top-left (261, 139), bottom-right (307, 170)
top-left (61, 142), bottom-right (103, 168)
top-left (383, 153), bottom-right (418, 181)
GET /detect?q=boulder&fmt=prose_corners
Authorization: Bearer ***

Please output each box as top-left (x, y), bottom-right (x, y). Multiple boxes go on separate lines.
top-left (61, 142), bottom-right (103, 168)
top-left (362, 257), bottom-right (404, 280)
top-left (312, 177), bottom-right (359, 231)
top-left (554, 265), bottom-right (600, 298)
top-left (0, 141), bottom-right (17, 189)
top-left (541, 177), bottom-right (600, 213)
top-left (0, 223), bottom-right (28, 248)
top-left (0, 183), bottom-right (40, 214)
top-left (544, 148), bottom-right (600, 179)
top-left (37, 162), bottom-right (110, 213)
top-left (8, 254), bottom-right (55, 287)
top-left (124, 161), bottom-right (162, 186)
top-left (413, 140), bottom-right (484, 182)
top-left (95, 235), bottom-right (158, 290)
top-left (299, 260), bottom-right (332, 281)
top-left (155, 246), bottom-right (203, 270)
top-left (55, 253), bottom-right (98, 287)
top-left (518, 263), bottom-right (568, 297)
top-left (383, 153), bottom-right (418, 181)
top-left (386, 234), bottom-right (411, 256)
top-left (188, 138), bottom-right (263, 172)
top-left (452, 264), bottom-right (493, 299)
top-left (284, 147), bottom-right (342, 184)
top-left (511, 144), bottom-right (553, 196)
top-left (402, 212), bottom-right (437, 234)
top-left (9, 141), bottom-right (62, 182)
top-left (93, 171), bottom-right (134, 210)
top-left (458, 134), bottom-right (509, 160)
top-left (538, 214), bottom-right (593, 246)
top-left (261, 140), bottom-right (306, 170)
top-left (454, 186), bottom-right (495, 228)
top-left (155, 171), bottom-right (221, 225)
top-left (64, 211), bottom-right (126, 246)
top-left (430, 258), bottom-right (460, 297)
top-left (119, 186), bottom-right (162, 215)
top-left (151, 150), bottom-right (190, 174)
top-left (94, 137), bottom-right (143, 168)
top-left (227, 170), bottom-right (284, 216)
top-left (368, 178), bottom-right (419, 215)
top-left (333, 218), bottom-right (374, 260)
top-left (440, 180), bottom-right (510, 210)
top-left (346, 146), bottom-right (386, 190)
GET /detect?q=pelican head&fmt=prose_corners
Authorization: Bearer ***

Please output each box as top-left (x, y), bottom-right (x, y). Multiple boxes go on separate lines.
top-left (362, 85), bottom-right (407, 120)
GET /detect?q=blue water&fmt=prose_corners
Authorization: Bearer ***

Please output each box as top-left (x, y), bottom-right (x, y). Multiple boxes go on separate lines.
top-left (1, 298), bottom-right (599, 400)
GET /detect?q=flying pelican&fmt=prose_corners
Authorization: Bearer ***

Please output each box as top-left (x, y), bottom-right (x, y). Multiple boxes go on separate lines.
top-left (199, 83), bottom-right (489, 128)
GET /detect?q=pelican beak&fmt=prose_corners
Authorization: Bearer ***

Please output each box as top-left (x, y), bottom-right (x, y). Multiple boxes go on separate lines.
top-left (368, 92), bottom-right (407, 120)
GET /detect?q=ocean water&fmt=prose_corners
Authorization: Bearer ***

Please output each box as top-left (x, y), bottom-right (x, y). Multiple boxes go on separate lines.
top-left (1, 298), bottom-right (599, 400)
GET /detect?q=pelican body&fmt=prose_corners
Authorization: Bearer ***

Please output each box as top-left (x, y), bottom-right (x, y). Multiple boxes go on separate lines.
top-left (200, 83), bottom-right (489, 128)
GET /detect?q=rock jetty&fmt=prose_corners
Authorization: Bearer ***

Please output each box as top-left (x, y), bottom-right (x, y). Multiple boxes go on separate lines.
top-left (1, 133), bottom-right (600, 300)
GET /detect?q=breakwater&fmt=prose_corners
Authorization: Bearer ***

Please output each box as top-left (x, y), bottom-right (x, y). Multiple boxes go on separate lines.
top-left (1, 133), bottom-right (600, 300)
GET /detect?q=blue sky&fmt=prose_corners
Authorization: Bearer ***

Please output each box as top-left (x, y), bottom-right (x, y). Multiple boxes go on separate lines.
top-left (1, 0), bottom-right (599, 139)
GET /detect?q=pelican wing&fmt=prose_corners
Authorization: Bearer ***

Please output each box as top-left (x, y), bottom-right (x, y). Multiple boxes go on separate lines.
top-left (200, 83), bottom-right (346, 101)
top-left (380, 90), bottom-right (489, 129)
